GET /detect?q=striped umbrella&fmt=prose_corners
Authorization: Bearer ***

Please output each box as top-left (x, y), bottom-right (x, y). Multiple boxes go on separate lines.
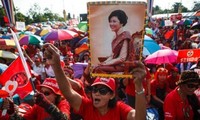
top-left (34, 29), bottom-right (52, 36)
top-left (0, 39), bottom-right (15, 49)
top-left (42, 29), bottom-right (78, 42)
top-left (0, 50), bottom-right (18, 59)
top-left (19, 34), bottom-right (43, 45)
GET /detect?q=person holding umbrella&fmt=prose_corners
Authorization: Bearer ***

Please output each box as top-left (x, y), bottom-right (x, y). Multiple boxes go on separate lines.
top-left (43, 43), bottom-right (147, 120)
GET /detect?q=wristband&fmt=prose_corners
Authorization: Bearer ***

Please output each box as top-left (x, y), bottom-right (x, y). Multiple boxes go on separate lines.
top-left (135, 89), bottom-right (145, 95)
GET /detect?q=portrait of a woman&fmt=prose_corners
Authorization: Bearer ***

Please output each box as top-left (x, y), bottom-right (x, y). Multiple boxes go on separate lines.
top-left (94, 9), bottom-right (135, 73)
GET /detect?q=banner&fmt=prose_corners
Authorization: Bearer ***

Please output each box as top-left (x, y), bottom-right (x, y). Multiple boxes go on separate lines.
top-left (1, 0), bottom-right (15, 26)
top-left (0, 57), bottom-right (32, 99)
top-left (177, 49), bottom-right (200, 63)
top-left (164, 20), bottom-right (173, 27)
top-left (16, 21), bottom-right (26, 31)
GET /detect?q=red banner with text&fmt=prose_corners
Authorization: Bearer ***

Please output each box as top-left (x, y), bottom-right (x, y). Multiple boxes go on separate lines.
top-left (177, 49), bottom-right (200, 63)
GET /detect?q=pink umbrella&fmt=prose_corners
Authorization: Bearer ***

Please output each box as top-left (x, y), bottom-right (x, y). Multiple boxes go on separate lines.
top-left (42, 29), bottom-right (78, 42)
top-left (144, 49), bottom-right (178, 65)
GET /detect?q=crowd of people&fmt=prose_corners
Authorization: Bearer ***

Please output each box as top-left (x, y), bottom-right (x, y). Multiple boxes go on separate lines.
top-left (0, 15), bottom-right (200, 120)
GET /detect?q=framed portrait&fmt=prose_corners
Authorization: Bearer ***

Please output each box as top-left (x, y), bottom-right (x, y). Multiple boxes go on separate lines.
top-left (88, 1), bottom-right (146, 78)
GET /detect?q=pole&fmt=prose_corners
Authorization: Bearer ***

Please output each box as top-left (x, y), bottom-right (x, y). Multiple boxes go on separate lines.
top-left (10, 29), bottom-right (36, 92)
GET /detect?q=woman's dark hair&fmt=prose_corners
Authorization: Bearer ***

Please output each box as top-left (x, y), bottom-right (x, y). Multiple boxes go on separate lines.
top-left (187, 94), bottom-right (200, 120)
top-left (108, 9), bottom-right (128, 26)
top-left (108, 96), bottom-right (117, 108)
top-left (178, 70), bottom-right (200, 85)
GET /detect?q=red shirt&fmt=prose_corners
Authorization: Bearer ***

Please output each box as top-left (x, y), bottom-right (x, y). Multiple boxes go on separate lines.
top-left (164, 88), bottom-right (194, 120)
top-left (76, 97), bottom-right (132, 120)
top-left (151, 79), bottom-right (170, 96)
top-left (59, 46), bottom-right (68, 56)
top-left (23, 100), bottom-right (70, 120)
top-left (73, 79), bottom-right (87, 98)
top-left (125, 67), bottom-right (151, 96)
top-left (125, 79), bottom-right (148, 96)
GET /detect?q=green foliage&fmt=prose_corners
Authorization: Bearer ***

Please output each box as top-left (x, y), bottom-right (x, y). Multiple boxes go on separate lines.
top-left (0, 1), bottom-right (198, 26)
top-left (153, 2), bottom-right (199, 15)
top-left (0, 3), bottom-right (64, 26)
top-left (192, 1), bottom-right (200, 12)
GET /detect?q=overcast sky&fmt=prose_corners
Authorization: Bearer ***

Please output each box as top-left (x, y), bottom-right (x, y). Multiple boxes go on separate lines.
top-left (6, 0), bottom-right (196, 16)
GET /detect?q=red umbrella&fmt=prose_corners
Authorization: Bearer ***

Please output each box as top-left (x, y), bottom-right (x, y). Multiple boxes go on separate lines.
top-left (42, 29), bottom-right (78, 42)
top-left (144, 49), bottom-right (178, 65)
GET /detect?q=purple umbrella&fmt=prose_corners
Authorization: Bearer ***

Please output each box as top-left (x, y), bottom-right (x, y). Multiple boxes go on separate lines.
top-left (42, 29), bottom-right (78, 42)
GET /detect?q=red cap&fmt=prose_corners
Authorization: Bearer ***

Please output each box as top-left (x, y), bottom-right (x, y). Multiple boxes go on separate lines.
top-left (91, 77), bottom-right (115, 92)
top-left (40, 78), bottom-right (61, 95)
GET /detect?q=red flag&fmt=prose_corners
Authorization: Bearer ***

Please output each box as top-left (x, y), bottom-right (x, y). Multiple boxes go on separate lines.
top-left (0, 57), bottom-right (32, 99)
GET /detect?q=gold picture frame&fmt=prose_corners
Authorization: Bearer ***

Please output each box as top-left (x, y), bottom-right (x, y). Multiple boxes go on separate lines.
top-left (88, 1), bottom-right (146, 78)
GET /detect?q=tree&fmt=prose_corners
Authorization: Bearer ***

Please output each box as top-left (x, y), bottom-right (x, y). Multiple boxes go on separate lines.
top-left (192, 1), bottom-right (200, 12)
top-left (32, 13), bottom-right (47, 23)
top-left (43, 8), bottom-right (54, 21)
top-left (172, 2), bottom-right (181, 13)
top-left (172, 2), bottom-right (189, 13)
top-left (28, 3), bottom-right (41, 19)
top-left (0, 5), bottom-right (6, 26)
top-left (25, 15), bottom-right (33, 25)
top-left (15, 12), bottom-right (26, 22)
top-left (153, 5), bottom-right (163, 14)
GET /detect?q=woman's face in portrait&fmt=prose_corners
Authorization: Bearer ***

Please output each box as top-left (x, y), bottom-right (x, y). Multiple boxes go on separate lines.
top-left (109, 16), bottom-right (122, 32)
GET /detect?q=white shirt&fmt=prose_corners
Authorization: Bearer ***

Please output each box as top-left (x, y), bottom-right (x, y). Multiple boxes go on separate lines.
top-left (45, 65), bottom-right (55, 77)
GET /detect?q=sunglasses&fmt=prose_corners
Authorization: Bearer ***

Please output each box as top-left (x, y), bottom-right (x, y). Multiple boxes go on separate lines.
top-left (92, 87), bottom-right (111, 95)
top-left (41, 91), bottom-right (52, 96)
top-left (186, 84), bottom-right (199, 89)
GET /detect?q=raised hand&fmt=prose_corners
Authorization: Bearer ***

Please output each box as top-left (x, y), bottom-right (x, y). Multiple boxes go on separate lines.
top-left (1, 98), bottom-right (15, 115)
top-left (43, 43), bottom-right (61, 67)
top-left (130, 61), bottom-right (146, 86)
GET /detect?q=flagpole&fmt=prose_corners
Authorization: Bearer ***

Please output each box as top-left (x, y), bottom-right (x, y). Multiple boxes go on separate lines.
top-left (10, 29), bottom-right (36, 92)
